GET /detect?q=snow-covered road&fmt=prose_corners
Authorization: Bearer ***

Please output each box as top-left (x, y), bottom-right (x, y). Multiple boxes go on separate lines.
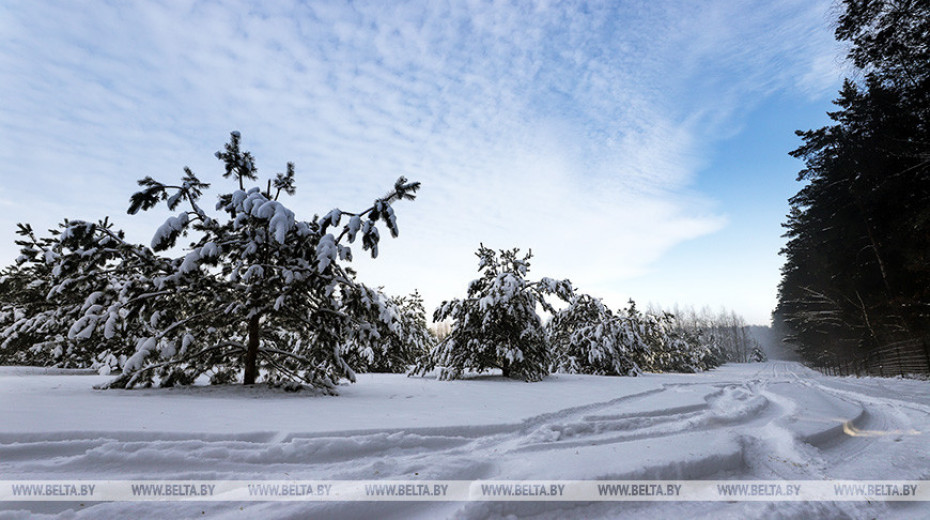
top-left (1, 362), bottom-right (929, 519)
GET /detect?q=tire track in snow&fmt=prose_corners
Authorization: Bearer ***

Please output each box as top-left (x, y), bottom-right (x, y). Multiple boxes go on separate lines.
top-left (0, 381), bottom-right (785, 480)
top-left (5, 362), bottom-right (925, 520)
top-left (511, 385), bottom-right (771, 453)
top-left (0, 382), bottom-right (760, 484)
top-left (779, 364), bottom-right (930, 480)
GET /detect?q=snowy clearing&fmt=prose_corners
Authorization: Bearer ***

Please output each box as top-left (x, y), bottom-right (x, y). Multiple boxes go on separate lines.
top-left (1, 362), bottom-right (929, 519)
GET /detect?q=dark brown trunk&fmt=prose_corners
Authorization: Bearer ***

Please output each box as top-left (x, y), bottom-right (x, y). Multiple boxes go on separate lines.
top-left (244, 314), bottom-right (260, 385)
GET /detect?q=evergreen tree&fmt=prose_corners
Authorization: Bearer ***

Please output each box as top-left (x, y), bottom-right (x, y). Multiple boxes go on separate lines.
top-left (343, 290), bottom-right (434, 373)
top-left (1, 220), bottom-right (153, 371)
top-left (777, 0), bottom-right (930, 367)
top-left (634, 304), bottom-right (724, 373)
top-left (548, 294), bottom-right (644, 376)
top-left (7, 132), bottom-right (420, 392)
top-left (633, 309), bottom-right (693, 373)
top-left (411, 246), bottom-right (572, 382)
top-left (0, 263), bottom-right (48, 366)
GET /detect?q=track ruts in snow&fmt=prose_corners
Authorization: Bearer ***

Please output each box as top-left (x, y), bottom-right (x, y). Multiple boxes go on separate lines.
top-left (3, 362), bottom-right (930, 519)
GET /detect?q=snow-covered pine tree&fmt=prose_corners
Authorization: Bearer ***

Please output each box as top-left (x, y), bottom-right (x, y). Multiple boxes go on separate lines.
top-left (343, 290), bottom-right (434, 373)
top-left (0, 220), bottom-right (154, 371)
top-left (411, 245), bottom-right (573, 382)
top-left (699, 331), bottom-right (726, 368)
top-left (68, 131), bottom-right (419, 392)
top-left (548, 294), bottom-right (644, 376)
top-left (635, 307), bottom-right (718, 373)
top-left (0, 263), bottom-right (47, 366)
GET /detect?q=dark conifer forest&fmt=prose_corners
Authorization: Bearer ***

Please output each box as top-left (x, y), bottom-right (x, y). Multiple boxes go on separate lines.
top-left (776, 0), bottom-right (930, 372)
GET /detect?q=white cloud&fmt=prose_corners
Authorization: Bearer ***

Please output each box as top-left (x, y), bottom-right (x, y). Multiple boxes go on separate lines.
top-left (0, 0), bottom-right (842, 321)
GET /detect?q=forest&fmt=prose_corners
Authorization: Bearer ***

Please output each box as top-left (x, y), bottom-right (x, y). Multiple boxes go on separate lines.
top-left (776, 0), bottom-right (930, 375)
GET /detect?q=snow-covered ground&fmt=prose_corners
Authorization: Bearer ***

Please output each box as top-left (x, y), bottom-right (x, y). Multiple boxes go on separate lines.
top-left (1, 362), bottom-right (929, 519)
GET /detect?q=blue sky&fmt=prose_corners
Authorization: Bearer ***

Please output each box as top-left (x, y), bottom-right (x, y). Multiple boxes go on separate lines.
top-left (0, 0), bottom-right (848, 325)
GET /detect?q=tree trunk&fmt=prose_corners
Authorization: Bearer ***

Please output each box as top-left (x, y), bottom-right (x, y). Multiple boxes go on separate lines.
top-left (244, 314), bottom-right (261, 385)
top-left (855, 199), bottom-right (893, 295)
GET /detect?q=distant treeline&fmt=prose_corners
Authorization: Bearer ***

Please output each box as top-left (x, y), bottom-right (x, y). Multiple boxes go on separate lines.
top-left (644, 304), bottom-right (765, 364)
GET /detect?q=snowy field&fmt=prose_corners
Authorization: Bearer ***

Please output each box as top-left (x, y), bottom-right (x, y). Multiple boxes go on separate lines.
top-left (1, 361), bottom-right (929, 519)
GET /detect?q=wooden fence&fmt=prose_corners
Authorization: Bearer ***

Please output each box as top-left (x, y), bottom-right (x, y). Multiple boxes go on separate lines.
top-left (817, 338), bottom-right (930, 377)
